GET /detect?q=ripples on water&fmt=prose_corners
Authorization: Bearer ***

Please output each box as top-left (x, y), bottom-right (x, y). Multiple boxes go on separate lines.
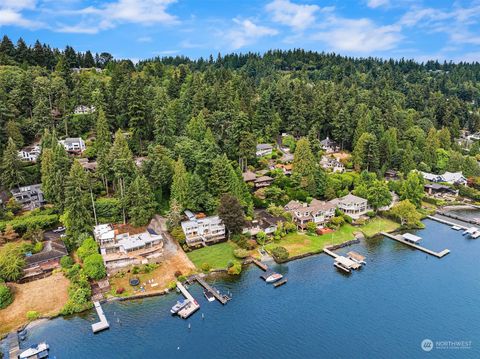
top-left (3, 219), bottom-right (480, 358)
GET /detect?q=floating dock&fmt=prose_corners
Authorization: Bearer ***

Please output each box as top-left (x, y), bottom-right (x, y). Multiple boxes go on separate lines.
top-left (323, 247), bottom-right (362, 272)
top-left (91, 301), bottom-right (110, 333)
top-left (381, 232), bottom-right (450, 258)
top-left (427, 214), bottom-right (468, 230)
top-left (176, 282), bottom-right (200, 319)
top-left (194, 275), bottom-right (231, 304)
top-left (273, 278), bottom-right (287, 288)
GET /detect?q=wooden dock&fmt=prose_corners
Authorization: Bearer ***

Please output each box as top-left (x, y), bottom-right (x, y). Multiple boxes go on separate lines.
top-left (91, 301), bottom-right (110, 333)
top-left (273, 278), bottom-right (287, 288)
top-left (323, 247), bottom-right (339, 258)
top-left (176, 282), bottom-right (200, 319)
top-left (251, 258), bottom-right (268, 271)
top-left (427, 215), bottom-right (468, 230)
top-left (8, 332), bottom-right (20, 359)
top-left (381, 232), bottom-right (450, 258)
top-left (324, 247), bottom-right (362, 271)
top-left (194, 275), bottom-right (231, 305)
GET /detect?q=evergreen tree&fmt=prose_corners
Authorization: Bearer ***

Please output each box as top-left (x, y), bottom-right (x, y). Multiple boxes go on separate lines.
top-left (292, 138), bottom-right (317, 195)
top-left (5, 121), bottom-right (24, 148)
top-left (95, 108), bottom-right (111, 192)
top-left (170, 158), bottom-right (189, 210)
top-left (353, 132), bottom-right (380, 172)
top-left (126, 174), bottom-right (156, 226)
top-left (63, 161), bottom-right (93, 243)
top-left (218, 193), bottom-right (245, 237)
top-left (186, 112), bottom-right (207, 142)
top-left (401, 172), bottom-right (425, 207)
top-left (108, 130), bottom-right (136, 190)
top-left (1, 138), bottom-right (24, 189)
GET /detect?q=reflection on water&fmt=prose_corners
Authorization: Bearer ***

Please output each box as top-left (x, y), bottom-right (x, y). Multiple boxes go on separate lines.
top-left (3, 219), bottom-right (480, 359)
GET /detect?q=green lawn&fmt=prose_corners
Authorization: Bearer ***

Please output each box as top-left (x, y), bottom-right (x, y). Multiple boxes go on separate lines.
top-left (265, 224), bottom-right (357, 257)
top-left (359, 217), bottom-right (400, 238)
top-left (187, 242), bottom-right (240, 270)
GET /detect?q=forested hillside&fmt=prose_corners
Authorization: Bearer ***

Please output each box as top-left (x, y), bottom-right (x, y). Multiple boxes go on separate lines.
top-left (1, 35), bottom-right (480, 224)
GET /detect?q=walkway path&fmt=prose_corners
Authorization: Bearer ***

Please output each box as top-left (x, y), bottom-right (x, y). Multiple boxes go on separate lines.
top-left (381, 232), bottom-right (450, 258)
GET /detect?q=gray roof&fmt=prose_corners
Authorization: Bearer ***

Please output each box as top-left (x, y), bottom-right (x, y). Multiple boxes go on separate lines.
top-left (25, 239), bottom-right (68, 266)
top-left (256, 143), bottom-right (273, 150)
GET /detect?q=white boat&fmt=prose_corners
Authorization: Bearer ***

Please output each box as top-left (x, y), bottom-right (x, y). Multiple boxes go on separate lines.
top-left (463, 227), bottom-right (477, 236)
top-left (471, 231), bottom-right (480, 239)
top-left (204, 289), bottom-right (215, 302)
top-left (170, 299), bottom-right (190, 314)
top-left (451, 225), bottom-right (461, 231)
top-left (19, 342), bottom-right (49, 359)
top-left (265, 273), bottom-right (283, 283)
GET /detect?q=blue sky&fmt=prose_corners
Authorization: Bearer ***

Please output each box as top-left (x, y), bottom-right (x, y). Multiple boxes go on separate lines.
top-left (1, 0), bottom-right (480, 62)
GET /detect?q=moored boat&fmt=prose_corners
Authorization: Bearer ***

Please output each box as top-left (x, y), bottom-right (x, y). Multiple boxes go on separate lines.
top-left (19, 342), bottom-right (49, 359)
top-left (204, 289), bottom-right (215, 302)
top-left (170, 299), bottom-right (190, 314)
top-left (265, 273), bottom-right (283, 283)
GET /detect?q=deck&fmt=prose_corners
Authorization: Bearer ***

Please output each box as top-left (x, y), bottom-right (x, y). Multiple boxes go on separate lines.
top-left (427, 215), bottom-right (468, 230)
top-left (176, 282), bottom-right (200, 319)
top-left (324, 247), bottom-right (362, 270)
top-left (91, 301), bottom-right (110, 333)
top-left (194, 275), bottom-right (231, 304)
top-left (250, 258), bottom-right (268, 271)
top-left (381, 232), bottom-right (450, 258)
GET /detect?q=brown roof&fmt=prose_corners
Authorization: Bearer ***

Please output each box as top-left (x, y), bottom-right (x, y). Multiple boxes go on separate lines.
top-left (25, 239), bottom-right (68, 266)
top-left (242, 171), bottom-right (256, 182)
top-left (254, 176), bottom-right (273, 183)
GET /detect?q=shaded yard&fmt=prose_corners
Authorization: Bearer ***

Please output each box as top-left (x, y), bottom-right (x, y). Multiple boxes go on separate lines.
top-left (0, 272), bottom-right (69, 336)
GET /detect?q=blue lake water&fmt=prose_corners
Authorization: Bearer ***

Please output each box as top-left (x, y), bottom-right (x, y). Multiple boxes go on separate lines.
top-left (3, 219), bottom-right (480, 358)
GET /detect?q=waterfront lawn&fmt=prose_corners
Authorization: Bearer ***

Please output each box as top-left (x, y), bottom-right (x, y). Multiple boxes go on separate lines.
top-left (359, 217), bottom-right (400, 238)
top-left (265, 224), bottom-right (357, 257)
top-left (187, 242), bottom-right (240, 270)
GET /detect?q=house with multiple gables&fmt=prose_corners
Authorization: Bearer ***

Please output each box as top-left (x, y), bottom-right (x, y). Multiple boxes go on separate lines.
top-left (93, 224), bottom-right (164, 271)
top-left (285, 199), bottom-right (337, 229)
top-left (11, 184), bottom-right (45, 210)
top-left (74, 105), bottom-right (96, 115)
top-left (320, 137), bottom-right (340, 153)
top-left (181, 211), bottom-right (226, 247)
top-left (243, 210), bottom-right (285, 236)
top-left (320, 155), bottom-right (345, 173)
top-left (419, 171), bottom-right (467, 186)
top-left (18, 145), bottom-right (41, 162)
top-left (330, 193), bottom-right (370, 219)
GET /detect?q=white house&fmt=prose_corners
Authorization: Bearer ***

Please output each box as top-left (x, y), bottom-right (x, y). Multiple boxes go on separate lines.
top-left (181, 215), bottom-right (226, 246)
top-left (330, 193), bottom-right (369, 219)
top-left (93, 224), bottom-right (164, 270)
top-left (18, 145), bottom-right (41, 162)
top-left (320, 156), bottom-right (345, 173)
top-left (256, 144), bottom-right (273, 157)
top-left (420, 171), bottom-right (467, 185)
top-left (74, 105), bottom-right (96, 115)
top-left (59, 138), bottom-right (86, 153)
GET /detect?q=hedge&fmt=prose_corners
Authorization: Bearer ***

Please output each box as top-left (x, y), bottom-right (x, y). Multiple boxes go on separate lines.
top-left (0, 214), bottom-right (59, 234)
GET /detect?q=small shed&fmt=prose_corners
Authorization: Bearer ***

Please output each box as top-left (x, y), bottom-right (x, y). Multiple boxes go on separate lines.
top-left (402, 233), bottom-right (422, 244)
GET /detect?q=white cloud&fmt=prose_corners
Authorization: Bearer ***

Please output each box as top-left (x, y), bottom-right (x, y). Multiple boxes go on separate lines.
top-left (0, 0), bottom-right (36, 11)
top-left (0, 0), bottom-right (43, 28)
top-left (367, 0), bottom-right (390, 9)
top-left (226, 18), bottom-right (278, 50)
top-left (266, 0), bottom-right (319, 30)
top-left (137, 36), bottom-right (153, 43)
top-left (313, 17), bottom-right (402, 53)
top-left (55, 0), bottom-right (179, 34)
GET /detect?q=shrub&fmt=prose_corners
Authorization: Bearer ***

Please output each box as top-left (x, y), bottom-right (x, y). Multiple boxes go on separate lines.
top-left (83, 254), bottom-right (106, 280)
top-left (171, 226), bottom-right (186, 244)
top-left (0, 243), bottom-right (26, 281)
top-left (366, 211), bottom-right (376, 218)
top-left (60, 256), bottom-right (74, 269)
top-left (0, 213), bottom-right (59, 234)
top-left (32, 241), bottom-right (43, 253)
top-left (227, 262), bottom-right (242, 275)
top-left (245, 239), bottom-right (257, 250)
top-left (167, 281), bottom-right (177, 289)
top-left (131, 266), bottom-right (140, 274)
top-left (200, 263), bottom-right (211, 272)
top-left (177, 275), bottom-right (187, 282)
top-left (94, 198), bottom-right (122, 223)
top-left (284, 222), bottom-right (296, 233)
top-left (330, 216), bottom-right (345, 228)
top-left (0, 284), bottom-right (13, 309)
top-left (26, 311), bottom-right (40, 321)
top-left (77, 237), bottom-right (98, 261)
top-left (271, 246), bottom-right (289, 262)
top-left (306, 221), bottom-right (317, 234)
top-left (233, 248), bottom-right (249, 259)
top-left (342, 214), bottom-right (353, 224)
top-left (256, 231), bottom-right (267, 245)
top-left (141, 263), bottom-right (158, 273)
top-left (174, 270), bottom-right (183, 277)
top-left (116, 287), bottom-right (125, 294)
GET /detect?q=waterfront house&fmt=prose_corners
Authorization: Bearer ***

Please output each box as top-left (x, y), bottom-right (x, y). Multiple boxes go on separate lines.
top-left (424, 183), bottom-right (458, 201)
top-left (419, 171), bottom-right (467, 185)
top-left (320, 156), bottom-right (345, 173)
top-left (256, 144), bottom-right (273, 157)
top-left (320, 137), bottom-right (340, 153)
top-left (18, 145), bottom-right (41, 162)
top-left (181, 214), bottom-right (226, 247)
top-left (243, 210), bottom-right (285, 236)
top-left (74, 105), bottom-right (96, 115)
top-left (20, 239), bottom-right (68, 283)
top-left (59, 137), bottom-right (86, 153)
top-left (330, 193), bottom-right (369, 219)
top-left (285, 199), bottom-right (336, 229)
top-left (93, 224), bottom-right (164, 271)
top-left (10, 184), bottom-right (45, 210)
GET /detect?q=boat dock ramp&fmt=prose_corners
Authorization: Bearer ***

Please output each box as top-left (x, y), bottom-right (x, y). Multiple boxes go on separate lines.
top-left (381, 232), bottom-right (450, 258)
top-left (323, 247), bottom-right (364, 273)
top-left (193, 275), bottom-right (231, 304)
top-left (8, 332), bottom-right (20, 359)
top-left (91, 301), bottom-right (110, 333)
top-left (176, 282), bottom-right (200, 319)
